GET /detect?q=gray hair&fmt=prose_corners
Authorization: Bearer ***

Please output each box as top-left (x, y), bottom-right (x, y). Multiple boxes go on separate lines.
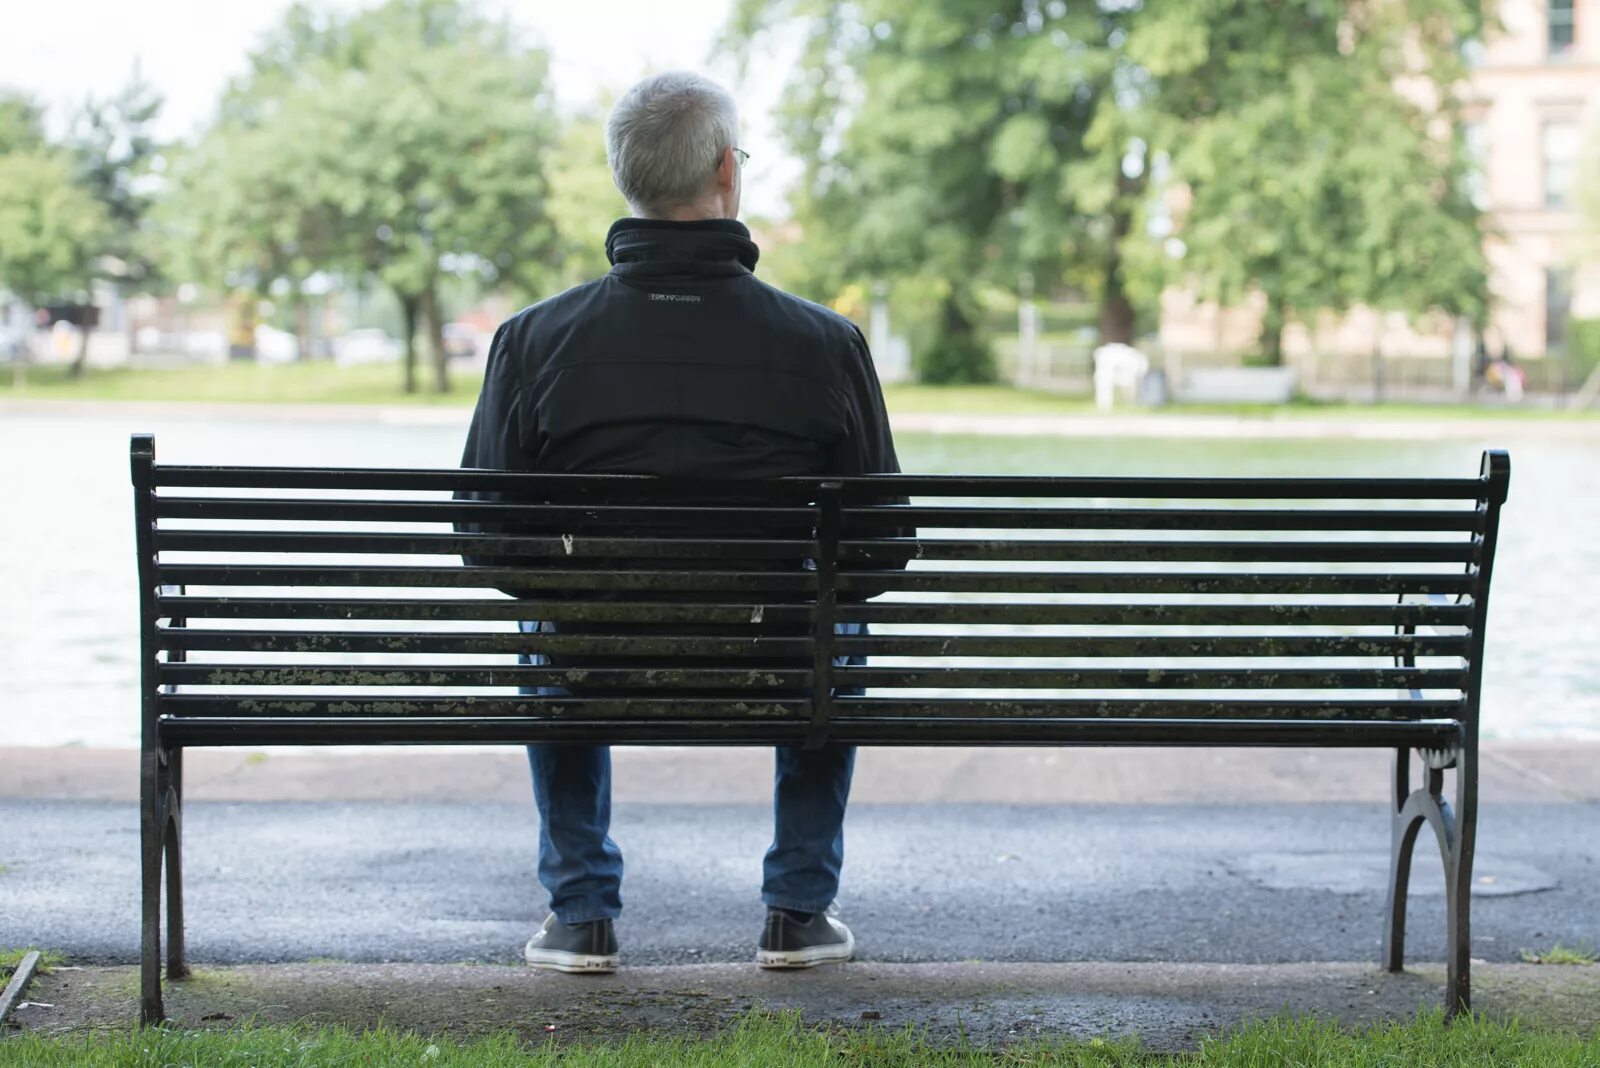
top-left (606, 72), bottom-right (739, 216)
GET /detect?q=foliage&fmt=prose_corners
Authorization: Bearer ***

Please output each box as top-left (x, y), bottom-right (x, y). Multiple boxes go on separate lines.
top-left (1140, 0), bottom-right (1488, 362)
top-left (0, 947), bottom-right (64, 979)
top-left (731, 0), bottom-right (1488, 374)
top-left (0, 92), bottom-right (47, 155)
top-left (168, 0), bottom-right (561, 392)
top-left (1521, 942), bottom-right (1598, 965)
top-left (728, 0), bottom-right (1151, 382)
top-left (67, 73), bottom-right (167, 298)
top-left (0, 152), bottom-right (108, 307)
top-left (1571, 320), bottom-right (1600, 379)
top-left (545, 109), bottom-right (627, 293)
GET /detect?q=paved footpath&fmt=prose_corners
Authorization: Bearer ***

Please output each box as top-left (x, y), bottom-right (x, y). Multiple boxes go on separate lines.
top-left (3, 744), bottom-right (1596, 1044)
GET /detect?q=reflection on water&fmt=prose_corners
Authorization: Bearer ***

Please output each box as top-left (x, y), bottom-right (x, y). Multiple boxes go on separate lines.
top-left (1, 410), bottom-right (1593, 745)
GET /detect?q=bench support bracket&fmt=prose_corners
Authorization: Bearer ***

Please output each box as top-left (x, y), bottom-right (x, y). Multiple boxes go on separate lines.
top-left (1382, 744), bottom-right (1476, 1018)
top-left (140, 745), bottom-right (187, 1024)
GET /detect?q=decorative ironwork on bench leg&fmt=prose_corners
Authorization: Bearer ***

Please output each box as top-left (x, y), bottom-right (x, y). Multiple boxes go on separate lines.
top-left (1381, 745), bottom-right (1472, 1017)
top-left (1447, 744), bottom-right (1478, 1017)
top-left (1382, 747), bottom-right (1418, 973)
top-left (164, 748), bottom-right (189, 981)
top-left (139, 746), bottom-right (165, 1024)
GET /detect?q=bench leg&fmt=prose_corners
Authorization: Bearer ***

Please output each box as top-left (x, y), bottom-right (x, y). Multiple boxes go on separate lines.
top-left (139, 747), bottom-right (165, 1024)
top-left (1382, 748), bottom-right (1421, 973)
top-left (1381, 746), bottom-right (1474, 1018)
top-left (164, 749), bottom-right (189, 981)
top-left (1446, 746), bottom-right (1477, 1018)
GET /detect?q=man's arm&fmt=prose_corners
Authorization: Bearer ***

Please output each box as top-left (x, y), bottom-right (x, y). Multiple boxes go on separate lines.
top-left (456, 323), bottom-right (539, 577)
top-left (831, 326), bottom-right (915, 600)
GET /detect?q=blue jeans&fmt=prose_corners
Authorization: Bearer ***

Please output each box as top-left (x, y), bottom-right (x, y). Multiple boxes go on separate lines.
top-left (518, 619), bottom-right (862, 923)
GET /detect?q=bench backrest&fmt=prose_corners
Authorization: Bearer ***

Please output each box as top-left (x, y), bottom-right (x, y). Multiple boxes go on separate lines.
top-left (132, 435), bottom-right (1509, 750)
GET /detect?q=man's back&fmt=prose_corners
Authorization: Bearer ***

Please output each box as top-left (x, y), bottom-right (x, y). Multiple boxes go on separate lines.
top-left (461, 218), bottom-right (897, 485)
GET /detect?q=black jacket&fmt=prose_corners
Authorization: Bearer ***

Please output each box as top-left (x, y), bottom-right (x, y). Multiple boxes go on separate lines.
top-left (458, 217), bottom-right (908, 598)
top-left (461, 217), bottom-right (899, 480)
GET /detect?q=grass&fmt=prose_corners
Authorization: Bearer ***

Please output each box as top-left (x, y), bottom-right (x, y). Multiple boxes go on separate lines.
top-left (8, 360), bottom-right (1598, 421)
top-left (1, 1010), bottom-right (1597, 1066)
top-left (0, 947), bottom-right (63, 980)
top-left (1522, 943), bottom-right (1599, 966)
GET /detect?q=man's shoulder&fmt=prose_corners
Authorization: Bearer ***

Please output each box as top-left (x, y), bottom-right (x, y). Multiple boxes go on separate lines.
top-left (500, 277), bottom-right (611, 336)
top-left (753, 280), bottom-right (864, 345)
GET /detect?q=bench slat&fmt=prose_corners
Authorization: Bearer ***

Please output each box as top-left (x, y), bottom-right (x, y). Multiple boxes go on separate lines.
top-left (156, 531), bottom-right (818, 558)
top-left (843, 507), bottom-right (1482, 531)
top-left (156, 596), bottom-right (816, 624)
top-left (153, 628), bottom-right (1466, 658)
top-left (835, 634), bottom-right (1467, 657)
top-left (156, 629), bottom-right (813, 656)
top-left (159, 697), bottom-right (809, 718)
top-left (836, 667), bottom-right (1466, 690)
top-left (153, 596), bottom-right (1473, 628)
top-left (159, 665), bottom-right (814, 688)
top-left (150, 465), bottom-right (1492, 499)
top-left (840, 539), bottom-right (1478, 563)
top-left (844, 602), bottom-right (1474, 626)
top-left (156, 565), bottom-right (820, 592)
top-left (158, 663), bottom-right (1464, 691)
top-left (153, 497), bottom-right (816, 525)
top-left (154, 530), bottom-right (1478, 564)
top-left (837, 571), bottom-right (1476, 595)
top-left (157, 715), bottom-right (1462, 748)
top-left (156, 695), bottom-right (1458, 720)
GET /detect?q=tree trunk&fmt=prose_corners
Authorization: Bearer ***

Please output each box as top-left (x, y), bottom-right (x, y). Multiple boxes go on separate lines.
top-left (420, 283), bottom-right (449, 394)
top-left (68, 325), bottom-right (90, 377)
top-left (399, 292), bottom-right (420, 395)
top-left (1260, 295), bottom-right (1286, 366)
top-left (1099, 197), bottom-right (1137, 346)
top-left (292, 290), bottom-right (312, 363)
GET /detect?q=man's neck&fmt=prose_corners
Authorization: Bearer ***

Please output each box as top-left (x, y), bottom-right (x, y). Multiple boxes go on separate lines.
top-left (642, 198), bottom-right (736, 223)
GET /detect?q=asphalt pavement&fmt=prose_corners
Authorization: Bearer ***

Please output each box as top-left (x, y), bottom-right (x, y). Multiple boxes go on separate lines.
top-left (2, 745), bottom-right (1596, 969)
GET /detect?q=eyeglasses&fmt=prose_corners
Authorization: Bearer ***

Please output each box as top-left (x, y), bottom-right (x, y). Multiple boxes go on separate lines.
top-left (732, 147), bottom-right (750, 169)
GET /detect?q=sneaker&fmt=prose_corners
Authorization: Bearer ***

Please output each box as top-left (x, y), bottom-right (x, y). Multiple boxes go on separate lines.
top-left (756, 904), bottom-right (854, 969)
top-left (524, 913), bottom-right (618, 974)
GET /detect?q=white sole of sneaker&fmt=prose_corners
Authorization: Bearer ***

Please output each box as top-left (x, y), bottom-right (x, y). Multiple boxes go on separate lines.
top-left (524, 947), bottom-right (618, 974)
top-left (756, 930), bottom-right (855, 969)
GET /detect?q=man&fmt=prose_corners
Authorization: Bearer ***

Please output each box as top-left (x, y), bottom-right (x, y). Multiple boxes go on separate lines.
top-left (459, 72), bottom-right (903, 974)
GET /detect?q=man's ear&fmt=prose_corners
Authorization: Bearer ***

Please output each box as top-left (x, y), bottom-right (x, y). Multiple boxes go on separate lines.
top-left (715, 146), bottom-right (738, 192)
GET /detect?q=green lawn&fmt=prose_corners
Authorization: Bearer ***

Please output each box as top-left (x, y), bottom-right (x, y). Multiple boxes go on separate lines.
top-left (1, 1011), bottom-right (1596, 1066)
top-left (6, 360), bottom-right (1598, 421)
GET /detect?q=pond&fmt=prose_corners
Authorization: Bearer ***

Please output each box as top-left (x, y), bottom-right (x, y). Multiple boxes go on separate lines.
top-left (1, 409), bottom-right (1593, 745)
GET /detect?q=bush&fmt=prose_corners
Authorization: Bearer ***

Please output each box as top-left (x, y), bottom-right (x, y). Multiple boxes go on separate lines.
top-left (915, 330), bottom-right (997, 384)
top-left (1570, 318), bottom-right (1600, 380)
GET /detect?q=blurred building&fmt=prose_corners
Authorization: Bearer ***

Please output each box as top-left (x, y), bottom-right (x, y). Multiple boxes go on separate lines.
top-left (1159, 0), bottom-right (1600, 384)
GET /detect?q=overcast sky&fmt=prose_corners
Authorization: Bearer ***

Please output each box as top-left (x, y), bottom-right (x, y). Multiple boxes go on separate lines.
top-left (2, 0), bottom-right (799, 216)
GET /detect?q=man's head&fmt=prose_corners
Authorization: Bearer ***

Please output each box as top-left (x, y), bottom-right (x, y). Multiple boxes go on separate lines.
top-left (606, 71), bottom-right (743, 221)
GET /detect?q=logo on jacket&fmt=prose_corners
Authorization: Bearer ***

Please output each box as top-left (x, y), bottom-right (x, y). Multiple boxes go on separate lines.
top-left (649, 293), bottom-right (702, 303)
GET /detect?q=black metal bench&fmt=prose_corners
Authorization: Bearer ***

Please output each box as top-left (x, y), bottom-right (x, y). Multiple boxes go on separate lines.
top-left (130, 434), bottom-right (1509, 1022)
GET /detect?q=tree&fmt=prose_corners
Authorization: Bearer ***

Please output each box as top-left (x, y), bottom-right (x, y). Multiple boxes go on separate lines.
top-left (732, 1), bottom-right (1488, 377)
top-left (0, 152), bottom-right (108, 383)
top-left (176, 0), bottom-right (560, 392)
top-left (728, 1), bottom-right (1147, 383)
top-left (1140, 0), bottom-right (1488, 362)
top-left (0, 92), bottom-right (46, 155)
top-left (545, 110), bottom-right (627, 293)
top-left (65, 71), bottom-right (166, 374)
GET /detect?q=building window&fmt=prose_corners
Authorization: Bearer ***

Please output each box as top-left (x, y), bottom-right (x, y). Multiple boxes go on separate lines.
top-left (1546, 269), bottom-right (1573, 358)
top-left (1543, 122), bottom-right (1579, 209)
top-left (1549, 0), bottom-right (1576, 58)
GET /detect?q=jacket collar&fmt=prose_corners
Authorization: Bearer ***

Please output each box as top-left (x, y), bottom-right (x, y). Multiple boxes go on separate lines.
top-left (605, 217), bottom-right (760, 277)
